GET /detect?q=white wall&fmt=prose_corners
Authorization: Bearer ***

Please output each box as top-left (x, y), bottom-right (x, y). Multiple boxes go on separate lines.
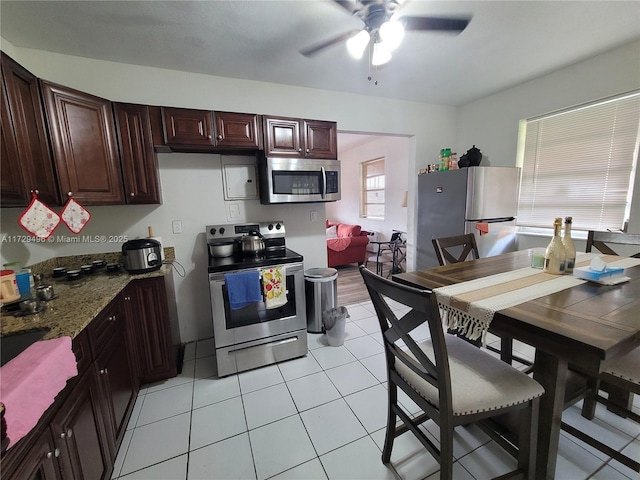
top-left (327, 135), bottom-right (410, 241)
top-left (0, 40), bottom-right (457, 342)
top-left (456, 39), bottom-right (640, 250)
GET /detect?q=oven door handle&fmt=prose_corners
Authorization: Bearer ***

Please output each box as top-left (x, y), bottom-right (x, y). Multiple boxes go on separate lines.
top-left (227, 335), bottom-right (298, 354)
top-left (320, 166), bottom-right (326, 199)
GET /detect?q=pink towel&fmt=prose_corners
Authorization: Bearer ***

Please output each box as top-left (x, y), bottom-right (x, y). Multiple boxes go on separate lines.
top-left (0, 336), bottom-right (78, 448)
top-left (327, 237), bottom-right (351, 252)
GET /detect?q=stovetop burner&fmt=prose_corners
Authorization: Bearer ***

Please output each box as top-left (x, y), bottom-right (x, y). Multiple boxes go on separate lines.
top-left (208, 248), bottom-right (303, 273)
top-left (207, 221), bottom-right (303, 273)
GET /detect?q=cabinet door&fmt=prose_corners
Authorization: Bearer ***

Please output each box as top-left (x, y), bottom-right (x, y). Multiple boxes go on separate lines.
top-left (214, 111), bottom-right (262, 149)
top-left (124, 277), bottom-right (177, 384)
top-left (263, 116), bottom-right (303, 158)
top-left (95, 321), bottom-right (135, 452)
top-left (1, 54), bottom-right (59, 207)
top-left (113, 103), bottom-right (161, 204)
top-left (304, 120), bottom-right (337, 159)
top-left (162, 107), bottom-right (214, 147)
top-left (5, 429), bottom-right (61, 480)
top-left (0, 82), bottom-right (28, 206)
top-left (40, 80), bottom-right (124, 205)
top-left (51, 366), bottom-right (112, 480)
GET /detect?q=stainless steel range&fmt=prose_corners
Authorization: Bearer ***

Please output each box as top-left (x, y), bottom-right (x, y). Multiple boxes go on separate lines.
top-left (207, 221), bottom-right (307, 377)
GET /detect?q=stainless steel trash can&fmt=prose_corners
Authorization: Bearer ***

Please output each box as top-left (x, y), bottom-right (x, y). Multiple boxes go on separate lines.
top-left (305, 267), bottom-right (338, 333)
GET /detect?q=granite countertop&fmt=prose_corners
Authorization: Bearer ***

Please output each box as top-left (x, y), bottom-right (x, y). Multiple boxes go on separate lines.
top-left (0, 248), bottom-right (175, 341)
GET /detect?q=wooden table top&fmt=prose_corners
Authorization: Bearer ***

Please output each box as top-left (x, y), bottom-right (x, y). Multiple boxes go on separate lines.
top-left (394, 249), bottom-right (640, 374)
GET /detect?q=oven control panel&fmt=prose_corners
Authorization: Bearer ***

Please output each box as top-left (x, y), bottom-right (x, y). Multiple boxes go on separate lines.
top-left (206, 221), bottom-right (285, 242)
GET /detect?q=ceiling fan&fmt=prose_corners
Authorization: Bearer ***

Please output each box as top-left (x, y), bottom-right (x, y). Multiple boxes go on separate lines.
top-left (300, 0), bottom-right (471, 66)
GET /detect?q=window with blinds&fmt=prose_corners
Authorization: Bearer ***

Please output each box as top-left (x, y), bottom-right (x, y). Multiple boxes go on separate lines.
top-left (361, 157), bottom-right (385, 219)
top-left (517, 91), bottom-right (639, 231)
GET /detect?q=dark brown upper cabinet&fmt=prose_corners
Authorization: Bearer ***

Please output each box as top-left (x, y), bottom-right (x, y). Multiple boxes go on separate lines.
top-left (213, 111), bottom-right (262, 150)
top-left (1, 53), bottom-right (60, 207)
top-left (162, 107), bottom-right (214, 148)
top-left (161, 108), bottom-right (262, 152)
top-left (40, 80), bottom-right (124, 205)
top-left (113, 103), bottom-right (161, 204)
top-left (263, 116), bottom-right (337, 159)
top-left (304, 119), bottom-right (337, 159)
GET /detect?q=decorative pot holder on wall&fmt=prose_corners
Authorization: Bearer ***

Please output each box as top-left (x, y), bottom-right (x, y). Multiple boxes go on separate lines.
top-left (18, 193), bottom-right (61, 239)
top-left (61, 197), bottom-right (91, 234)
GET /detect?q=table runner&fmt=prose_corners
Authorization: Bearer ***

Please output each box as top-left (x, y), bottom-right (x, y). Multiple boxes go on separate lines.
top-left (434, 253), bottom-right (640, 343)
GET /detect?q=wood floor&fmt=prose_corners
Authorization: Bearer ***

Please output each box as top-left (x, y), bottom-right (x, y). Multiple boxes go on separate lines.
top-left (335, 261), bottom-right (395, 306)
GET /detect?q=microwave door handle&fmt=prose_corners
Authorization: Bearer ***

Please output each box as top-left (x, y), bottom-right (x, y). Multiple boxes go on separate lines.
top-left (321, 167), bottom-right (326, 199)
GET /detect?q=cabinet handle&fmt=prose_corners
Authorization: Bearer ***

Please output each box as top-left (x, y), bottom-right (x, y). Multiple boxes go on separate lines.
top-left (207, 134), bottom-right (212, 139)
top-left (306, 148), bottom-right (310, 153)
top-left (30, 189), bottom-right (39, 195)
top-left (298, 148), bottom-right (302, 152)
top-left (67, 429), bottom-right (73, 438)
top-left (217, 134), bottom-right (223, 140)
top-left (124, 296), bottom-right (131, 301)
top-left (130, 192), bottom-right (135, 197)
top-left (100, 368), bottom-right (108, 375)
top-left (67, 192), bottom-right (73, 197)
top-left (47, 448), bottom-right (61, 458)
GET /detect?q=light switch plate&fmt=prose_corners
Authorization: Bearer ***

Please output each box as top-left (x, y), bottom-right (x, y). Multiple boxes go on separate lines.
top-left (172, 220), bottom-right (182, 234)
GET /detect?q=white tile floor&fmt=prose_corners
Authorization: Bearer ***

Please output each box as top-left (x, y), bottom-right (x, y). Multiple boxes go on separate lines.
top-left (112, 300), bottom-right (640, 480)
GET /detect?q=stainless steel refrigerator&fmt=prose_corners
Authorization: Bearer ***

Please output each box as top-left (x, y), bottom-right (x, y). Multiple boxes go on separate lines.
top-left (417, 166), bottom-right (521, 269)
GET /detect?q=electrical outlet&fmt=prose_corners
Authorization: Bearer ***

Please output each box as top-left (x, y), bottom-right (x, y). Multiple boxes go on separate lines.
top-left (310, 210), bottom-right (318, 222)
top-left (172, 220), bottom-right (182, 234)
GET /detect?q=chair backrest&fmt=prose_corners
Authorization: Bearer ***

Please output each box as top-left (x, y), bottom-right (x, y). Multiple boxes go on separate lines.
top-left (586, 231), bottom-right (640, 258)
top-left (432, 233), bottom-right (479, 266)
top-left (359, 266), bottom-right (453, 418)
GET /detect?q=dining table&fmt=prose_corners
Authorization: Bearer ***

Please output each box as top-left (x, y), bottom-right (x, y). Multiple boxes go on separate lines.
top-left (393, 249), bottom-right (640, 479)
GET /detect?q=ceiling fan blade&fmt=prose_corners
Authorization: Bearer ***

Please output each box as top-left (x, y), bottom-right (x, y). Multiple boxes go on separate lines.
top-left (401, 15), bottom-right (471, 34)
top-left (332, 0), bottom-right (359, 15)
top-left (299, 29), bottom-right (360, 57)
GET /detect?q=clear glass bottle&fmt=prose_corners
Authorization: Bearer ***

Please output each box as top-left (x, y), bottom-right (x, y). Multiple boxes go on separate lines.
top-left (562, 216), bottom-right (576, 273)
top-left (544, 217), bottom-right (566, 275)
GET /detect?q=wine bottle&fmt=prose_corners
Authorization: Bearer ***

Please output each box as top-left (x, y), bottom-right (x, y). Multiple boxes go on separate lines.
top-left (562, 216), bottom-right (576, 273)
top-left (543, 217), bottom-right (566, 275)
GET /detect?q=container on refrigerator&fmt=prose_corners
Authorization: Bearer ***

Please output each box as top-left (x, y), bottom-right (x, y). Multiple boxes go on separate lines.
top-left (416, 166), bottom-right (521, 270)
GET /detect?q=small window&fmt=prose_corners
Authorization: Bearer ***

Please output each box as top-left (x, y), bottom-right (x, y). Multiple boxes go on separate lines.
top-left (517, 91), bottom-right (639, 231)
top-left (361, 157), bottom-right (385, 219)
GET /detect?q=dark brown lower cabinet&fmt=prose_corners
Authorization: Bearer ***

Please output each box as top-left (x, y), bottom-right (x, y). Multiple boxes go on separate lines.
top-left (95, 316), bottom-right (136, 455)
top-left (1, 276), bottom-right (177, 479)
top-left (124, 277), bottom-right (177, 384)
top-left (50, 366), bottom-right (112, 480)
top-left (7, 429), bottom-right (61, 480)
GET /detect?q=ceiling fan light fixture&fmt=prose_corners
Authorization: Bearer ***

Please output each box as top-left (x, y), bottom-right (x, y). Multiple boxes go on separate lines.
top-left (379, 20), bottom-right (404, 51)
top-left (371, 41), bottom-right (392, 66)
top-left (346, 29), bottom-right (370, 59)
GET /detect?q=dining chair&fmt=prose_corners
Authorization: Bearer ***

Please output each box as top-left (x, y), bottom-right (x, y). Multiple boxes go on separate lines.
top-left (359, 266), bottom-right (544, 480)
top-left (555, 231), bottom-right (640, 473)
top-left (431, 233), bottom-right (533, 369)
top-left (585, 230), bottom-right (640, 257)
top-left (431, 233), bottom-right (479, 266)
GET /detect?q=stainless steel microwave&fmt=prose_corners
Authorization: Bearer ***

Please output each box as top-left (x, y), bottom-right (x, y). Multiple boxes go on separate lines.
top-left (258, 156), bottom-right (341, 204)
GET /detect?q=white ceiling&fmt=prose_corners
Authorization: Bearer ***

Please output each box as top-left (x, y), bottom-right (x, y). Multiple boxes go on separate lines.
top-left (1, 1), bottom-right (638, 107)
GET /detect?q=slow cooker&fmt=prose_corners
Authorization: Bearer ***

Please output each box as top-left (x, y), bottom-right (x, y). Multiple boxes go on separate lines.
top-left (122, 239), bottom-right (162, 274)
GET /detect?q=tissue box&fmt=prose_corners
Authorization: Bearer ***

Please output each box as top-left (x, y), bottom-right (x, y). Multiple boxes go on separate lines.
top-left (573, 266), bottom-right (625, 281)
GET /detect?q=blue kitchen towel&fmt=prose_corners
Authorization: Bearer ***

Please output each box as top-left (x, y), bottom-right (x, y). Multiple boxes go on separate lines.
top-left (225, 270), bottom-right (262, 310)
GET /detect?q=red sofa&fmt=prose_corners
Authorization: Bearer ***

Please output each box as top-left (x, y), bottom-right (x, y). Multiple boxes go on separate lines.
top-left (326, 222), bottom-right (370, 267)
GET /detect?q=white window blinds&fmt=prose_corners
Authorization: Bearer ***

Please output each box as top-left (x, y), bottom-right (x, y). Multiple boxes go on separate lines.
top-left (517, 91), bottom-right (640, 231)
